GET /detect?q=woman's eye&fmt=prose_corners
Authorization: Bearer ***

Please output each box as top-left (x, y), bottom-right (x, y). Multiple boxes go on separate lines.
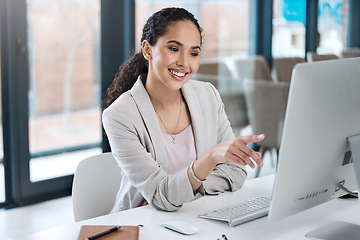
top-left (169, 47), bottom-right (178, 52)
top-left (191, 52), bottom-right (199, 57)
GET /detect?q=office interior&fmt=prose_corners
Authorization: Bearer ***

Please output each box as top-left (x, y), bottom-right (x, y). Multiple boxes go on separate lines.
top-left (0, 0), bottom-right (360, 239)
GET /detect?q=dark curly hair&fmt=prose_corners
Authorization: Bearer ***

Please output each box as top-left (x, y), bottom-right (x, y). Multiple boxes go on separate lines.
top-left (103, 7), bottom-right (202, 108)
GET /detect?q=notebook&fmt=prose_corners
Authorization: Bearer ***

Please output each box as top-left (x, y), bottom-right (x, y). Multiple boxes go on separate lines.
top-left (78, 225), bottom-right (140, 240)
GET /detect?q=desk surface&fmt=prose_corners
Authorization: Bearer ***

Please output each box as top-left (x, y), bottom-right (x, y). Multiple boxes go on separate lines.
top-left (7, 174), bottom-right (360, 240)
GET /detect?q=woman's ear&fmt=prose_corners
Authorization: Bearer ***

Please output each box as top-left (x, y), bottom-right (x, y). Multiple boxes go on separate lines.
top-left (142, 40), bottom-right (152, 60)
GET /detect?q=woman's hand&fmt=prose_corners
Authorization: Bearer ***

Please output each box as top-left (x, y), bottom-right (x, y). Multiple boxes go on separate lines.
top-left (188, 134), bottom-right (265, 192)
top-left (208, 134), bottom-right (265, 169)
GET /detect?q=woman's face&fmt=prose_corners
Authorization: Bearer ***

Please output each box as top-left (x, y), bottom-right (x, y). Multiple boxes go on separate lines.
top-left (143, 20), bottom-right (201, 92)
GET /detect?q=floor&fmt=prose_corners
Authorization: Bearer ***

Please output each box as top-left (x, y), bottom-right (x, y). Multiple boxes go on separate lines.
top-left (0, 151), bottom-right (277, 240)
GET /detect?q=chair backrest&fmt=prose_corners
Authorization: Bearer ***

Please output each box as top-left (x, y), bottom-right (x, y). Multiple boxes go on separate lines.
top-left (243, 78), bottom-right (290, 149)
top-left (197, 59), bottom-right (233, 75)
top-left (221, 91), bottom-right (249, 130)
top-left (192, 75), bottom-right (249, 130)
top-left (340, 48), bottom-right (360, 58)
top-left (306, 52), bottom-right (339, 62)
top-left (72, 152), bottom-right (122, 222)
top-left (233, 55), bottom-right (273, 82)
top-left (273, 57), bottom-right (305, 83)
top-left (194, 58), bottom-right (236, 88)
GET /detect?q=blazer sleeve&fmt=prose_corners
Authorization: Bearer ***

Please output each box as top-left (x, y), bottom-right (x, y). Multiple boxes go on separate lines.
top-left (203, 83), bottom-right (247, 194)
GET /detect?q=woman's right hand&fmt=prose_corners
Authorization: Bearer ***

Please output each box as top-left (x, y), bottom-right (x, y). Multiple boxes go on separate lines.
top-left (208, 134), bottom-right (265, 169)
top-left (188, 134), bottom-right (265, 191)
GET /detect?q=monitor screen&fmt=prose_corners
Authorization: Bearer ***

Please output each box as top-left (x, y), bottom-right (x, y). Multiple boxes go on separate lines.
top-left (269, 57), bottom-right (360, 221)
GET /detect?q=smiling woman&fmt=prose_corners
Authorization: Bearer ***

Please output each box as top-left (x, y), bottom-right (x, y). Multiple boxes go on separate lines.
top-left (102, 7), bottom-right (265, 213)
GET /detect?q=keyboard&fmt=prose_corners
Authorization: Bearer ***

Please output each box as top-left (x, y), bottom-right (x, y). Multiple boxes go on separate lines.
top-left (198, 196), bottom-right (271, 227)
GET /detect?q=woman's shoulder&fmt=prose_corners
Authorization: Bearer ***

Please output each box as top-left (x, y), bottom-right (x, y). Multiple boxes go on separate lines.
top-left (102, 91), bottom-right (137, 119)
top-left (106, 90), bottom-right (133, 107)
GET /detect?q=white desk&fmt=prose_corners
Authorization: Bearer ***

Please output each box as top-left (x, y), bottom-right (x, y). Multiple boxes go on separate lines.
top-left (7, 174), bottom-right (360, 240)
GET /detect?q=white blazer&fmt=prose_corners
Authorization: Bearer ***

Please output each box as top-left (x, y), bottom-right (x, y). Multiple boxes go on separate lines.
top-left (102, 78), bottom-right (247, 212)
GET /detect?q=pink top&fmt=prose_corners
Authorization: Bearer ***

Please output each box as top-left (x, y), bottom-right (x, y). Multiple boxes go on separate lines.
top-left (162, 124), bottom-right (197, 175)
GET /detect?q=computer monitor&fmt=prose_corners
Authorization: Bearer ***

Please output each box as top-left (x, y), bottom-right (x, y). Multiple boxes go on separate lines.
top-left (268, 57), bottom-right (360, 226)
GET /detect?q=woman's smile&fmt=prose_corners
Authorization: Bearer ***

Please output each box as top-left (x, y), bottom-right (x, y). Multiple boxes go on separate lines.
top-left (169, 69), bottom-right (188, 80)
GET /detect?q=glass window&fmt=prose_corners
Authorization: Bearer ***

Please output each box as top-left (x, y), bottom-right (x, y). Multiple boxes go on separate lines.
top-left (0, 17), bottom-right (4, 203)
top-left (135, 0), bottom-right (250, 59)
top-left (317, 0), bottom-right (348, 54)
top-left (135, 0), bottom-right (251, 136)
top-left (272, 0), bottom-right (306, 57)
top-left (26, 0), bottom-right (102, 182)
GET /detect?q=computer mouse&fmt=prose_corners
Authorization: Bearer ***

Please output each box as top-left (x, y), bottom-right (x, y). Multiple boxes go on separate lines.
top-left (161, 219), bottom-right (199, 235)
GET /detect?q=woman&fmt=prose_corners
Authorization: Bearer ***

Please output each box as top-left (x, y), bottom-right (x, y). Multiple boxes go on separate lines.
top-left (102, 7), bottom-right (264, 212)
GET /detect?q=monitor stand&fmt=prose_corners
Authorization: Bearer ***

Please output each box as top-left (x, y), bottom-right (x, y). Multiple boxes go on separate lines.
top-left (348, 134), bottom-right (360, 189)
top-left (305, 134), bottom-right (360, 240)
top-left (305, 221), bottom-right (360, 240)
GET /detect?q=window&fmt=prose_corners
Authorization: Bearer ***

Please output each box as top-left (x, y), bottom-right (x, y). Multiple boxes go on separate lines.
top-left (26, 0), bottom-right (102, 182)
top-left (317, 0), bottom-right (348, 54)
top-left (0, 21), bottom-right (4, 203)
top-left (135, 0), bottom-right (250, 59)
top-left (272, 0), bottom-right (306, 57)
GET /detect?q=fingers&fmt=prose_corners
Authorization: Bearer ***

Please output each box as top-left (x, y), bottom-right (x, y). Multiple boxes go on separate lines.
top-left (226, 151), bottom-right (260, 169)
top-left (227, 135), bottom-right (265, 169)
top-left (225, 148), bottom-right (255, 168)
top-left (240, 134), bottom-right (265, 145)
top-left (210, 135), bottom-right (265, 169)
top-left (231, 146), bottom-right (263, 169)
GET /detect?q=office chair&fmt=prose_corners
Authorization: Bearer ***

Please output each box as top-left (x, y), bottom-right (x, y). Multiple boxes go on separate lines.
top-left (220, 82), bottom-right (249, 133)
top-left (72, 152), bottom-right (122, 222)
top-left (196, 59), bottom-right (234, 77)
top-left (233, 55), bottom-right (273, 83)
top-left (340, 48), bottom-right (360, 58)
top-left (194, 58), bottom-right (236, 89)
top-left (243, 78), bottom-right (290, 177)
top-left (306, 52), bottom-right (339, 62)
top-left (272, 57), bottom-right (305, 83)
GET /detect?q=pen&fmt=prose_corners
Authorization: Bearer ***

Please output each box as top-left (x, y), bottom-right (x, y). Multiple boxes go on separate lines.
top-left (85, 226), bottom-right (121, 240)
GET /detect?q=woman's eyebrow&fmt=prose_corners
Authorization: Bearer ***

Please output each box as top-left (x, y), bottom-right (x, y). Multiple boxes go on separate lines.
top-left (167, 40), bottom-right (201, 50)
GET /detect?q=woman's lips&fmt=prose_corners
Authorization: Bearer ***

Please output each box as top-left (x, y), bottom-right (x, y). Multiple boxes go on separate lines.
top-left (169, 69), bottom-right (188, 80)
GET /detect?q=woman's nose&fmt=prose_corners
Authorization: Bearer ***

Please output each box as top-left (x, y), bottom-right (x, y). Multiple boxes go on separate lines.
top-left (176, 53), bottom-right (188, 67)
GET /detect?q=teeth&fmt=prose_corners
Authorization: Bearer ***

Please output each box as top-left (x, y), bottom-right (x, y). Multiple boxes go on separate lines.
top-left (170, 70), bottom-right (185, 77)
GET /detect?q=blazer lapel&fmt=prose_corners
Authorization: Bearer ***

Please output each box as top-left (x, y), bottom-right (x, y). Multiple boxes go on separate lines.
top-left (130, 78), bottom-right (168, 169)
top-left (182, 81), bottom-right (209, 158)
